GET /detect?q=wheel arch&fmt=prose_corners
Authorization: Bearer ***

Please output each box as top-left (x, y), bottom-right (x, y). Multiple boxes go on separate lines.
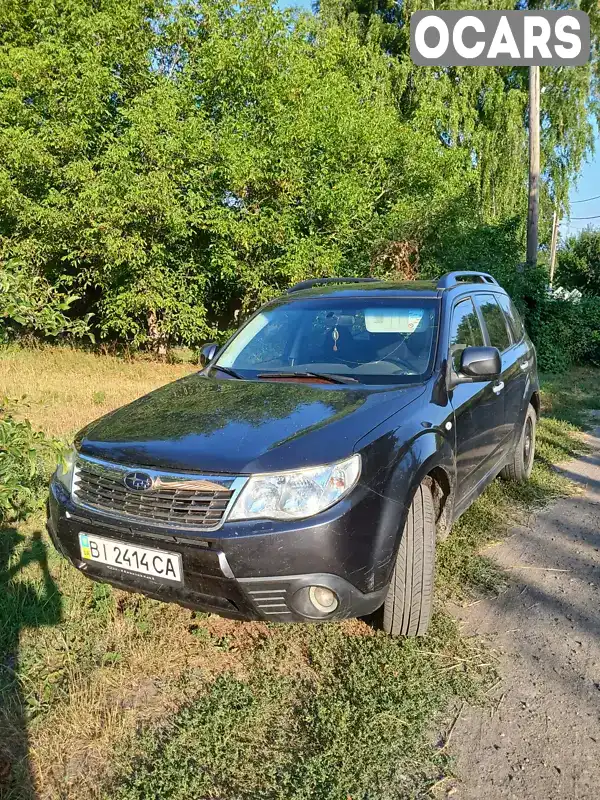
top-left (422, 464), bottom-right (454, 540)
top-left (373, 431), bottom-right (456, 587)
top-left (530, 390), bottom-right (541, 418)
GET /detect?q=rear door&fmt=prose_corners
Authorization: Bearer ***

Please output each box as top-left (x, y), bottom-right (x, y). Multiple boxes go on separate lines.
top-left (473, 293), bottom-right (517, 450)
top-left (449, 296), bottom-right (506, 505)
top-left (494, 293), bottom-right (533, 440)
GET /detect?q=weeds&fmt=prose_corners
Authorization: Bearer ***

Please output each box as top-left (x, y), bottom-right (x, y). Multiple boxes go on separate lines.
top-left (109, 616), bottom-right (490, 800)
top-left (0, 399), bottom-right (64, 522)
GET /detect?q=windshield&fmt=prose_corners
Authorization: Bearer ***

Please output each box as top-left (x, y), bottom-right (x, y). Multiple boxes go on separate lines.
top-left (214, 297), bottom-right (440, 385)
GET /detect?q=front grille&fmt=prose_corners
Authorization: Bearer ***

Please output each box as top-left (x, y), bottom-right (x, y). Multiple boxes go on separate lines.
top-left (72, 457), bottom-right (239, 529)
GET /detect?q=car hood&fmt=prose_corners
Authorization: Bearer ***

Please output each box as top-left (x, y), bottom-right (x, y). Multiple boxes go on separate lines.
top-left (76, 374), bottom-right (426, 474)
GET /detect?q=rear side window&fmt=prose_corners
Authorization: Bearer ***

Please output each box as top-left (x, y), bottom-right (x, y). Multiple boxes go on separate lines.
top-left (475, 294), bottom-right (511, 352)
top-left (449, 298), bottom-right (484, 371)
top-left (496, 294), bottom-right (526, 341)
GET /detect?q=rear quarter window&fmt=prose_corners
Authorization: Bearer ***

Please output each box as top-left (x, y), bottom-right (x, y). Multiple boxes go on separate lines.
top-left (474, 294), bottom-right (512, 352)
top-left (496, 293), bottom-right (526, 341)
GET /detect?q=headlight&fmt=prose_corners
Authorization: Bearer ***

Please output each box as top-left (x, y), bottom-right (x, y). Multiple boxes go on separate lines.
top-left (55, 446), bottom-right (76, 493)
top-left (229, 454), bottom-right (361, 521)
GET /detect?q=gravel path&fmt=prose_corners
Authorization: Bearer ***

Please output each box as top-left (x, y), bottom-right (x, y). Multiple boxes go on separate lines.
top-left (447, 419), bottom-right (600, 799)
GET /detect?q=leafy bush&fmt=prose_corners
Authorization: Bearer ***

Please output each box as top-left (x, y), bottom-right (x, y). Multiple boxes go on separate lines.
top-left (531, 296), bottom-right (581, 373)
top-left (0, 400), bottom-right (64, 522)
top-left (557, 228), bottom-right (600, 293)
top-left (0, 259), bottom-right (92, 343)
top-left (531, 295), bottom-right (600, 373)
top-left (475, 265), bottom-right (600, 371)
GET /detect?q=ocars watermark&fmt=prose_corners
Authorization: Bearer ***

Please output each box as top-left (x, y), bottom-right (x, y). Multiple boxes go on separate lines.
top-left (410, 10), bottom-right (590, 66)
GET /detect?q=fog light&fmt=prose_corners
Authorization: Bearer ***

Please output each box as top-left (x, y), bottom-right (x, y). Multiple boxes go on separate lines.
top-left (308, 585), bottom-right (339, 614)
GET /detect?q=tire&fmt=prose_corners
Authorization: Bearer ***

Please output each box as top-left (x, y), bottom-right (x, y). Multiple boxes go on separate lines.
top-left (501, 404), bottom-right (537, 483)
top-left (382, 482), bottom-right (435, 637)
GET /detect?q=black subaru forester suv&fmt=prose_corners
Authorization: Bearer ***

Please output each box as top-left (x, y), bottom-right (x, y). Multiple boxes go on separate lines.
top-left (48, 272), bottom-right (539, 636)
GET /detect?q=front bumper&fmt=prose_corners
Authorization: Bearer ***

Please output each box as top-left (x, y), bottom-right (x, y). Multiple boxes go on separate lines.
top-left (47, 481), bottom-right (388, 623)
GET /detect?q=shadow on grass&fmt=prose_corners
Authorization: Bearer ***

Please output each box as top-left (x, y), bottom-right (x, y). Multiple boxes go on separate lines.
top-left (0, 526), bottom-right (62, 799)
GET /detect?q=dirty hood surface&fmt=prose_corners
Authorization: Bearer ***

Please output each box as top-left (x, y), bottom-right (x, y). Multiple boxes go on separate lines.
top-left (76, 374), bottom-right (425, 474)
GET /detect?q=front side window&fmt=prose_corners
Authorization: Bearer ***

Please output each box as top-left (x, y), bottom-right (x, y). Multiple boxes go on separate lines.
top-left (215, 297), bottom-right (440, 385)
top-left (475, 294), bottom-right (512, 352)
top-left (449, 298), bottom-right (484, 371)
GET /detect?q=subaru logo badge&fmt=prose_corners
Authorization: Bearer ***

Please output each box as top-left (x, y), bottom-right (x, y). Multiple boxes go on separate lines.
top-left (124, 471), bottom-right (153, 491)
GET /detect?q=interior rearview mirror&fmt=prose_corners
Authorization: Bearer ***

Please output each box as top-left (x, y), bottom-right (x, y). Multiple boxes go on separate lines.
top-left (199, 342), bottom-right (218, 367)
top-left (450, 346), bottom-right (501, 387)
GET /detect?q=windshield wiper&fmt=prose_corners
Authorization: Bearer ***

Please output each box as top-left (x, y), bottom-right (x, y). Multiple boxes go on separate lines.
top-left (210, 364), bottom-right (243, 380)
top-left (257, 371), bottom-right (359, 384)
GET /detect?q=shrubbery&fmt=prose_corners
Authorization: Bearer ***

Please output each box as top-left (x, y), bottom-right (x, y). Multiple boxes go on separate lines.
top-left (557, 229), bottom-right (600, 293)
top-left (500, 229), bottom-right (600, 373)
top-left (0, 400), bottom-right (64, 523)
top-left (496, 266), bottom-right (600, 372)
top-left (529, 295), bottom-right (600, 372)
top-left (0, 260), bottom-right (92, 344)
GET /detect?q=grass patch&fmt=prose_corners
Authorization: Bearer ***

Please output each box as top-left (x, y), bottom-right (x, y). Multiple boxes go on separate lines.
top-left (540, 367), bottom-right (600, 428)
top-left (108, 615), bottom-right (489, 800)
top-left (1, 515), bottom-right (267, 799)
top-left (437, 371), bottom-right (595, 600)
top-left (437, 462), bottom-right (575, 599)
top-left (0, 343), bottom-right (195, 439)
top-left (2, 516), bottom-right (491, 800)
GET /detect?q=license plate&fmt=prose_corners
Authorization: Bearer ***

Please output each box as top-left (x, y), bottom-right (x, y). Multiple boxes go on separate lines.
top-left (78, 533), bottom-right (183, 584)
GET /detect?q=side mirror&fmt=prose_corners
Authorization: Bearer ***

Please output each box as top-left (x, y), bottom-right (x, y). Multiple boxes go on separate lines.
top-left (450, 346), bottom-right (501, 387)
top-left (199, 342), bottom-right (218, 368)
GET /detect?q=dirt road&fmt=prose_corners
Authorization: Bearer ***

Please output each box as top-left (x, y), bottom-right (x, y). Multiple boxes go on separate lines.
top-left (448, 420), bottom-right (600, 799)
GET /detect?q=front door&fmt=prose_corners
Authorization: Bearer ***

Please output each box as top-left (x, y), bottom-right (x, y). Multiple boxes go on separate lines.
top-left (449, 296), bottom-right (506, 507)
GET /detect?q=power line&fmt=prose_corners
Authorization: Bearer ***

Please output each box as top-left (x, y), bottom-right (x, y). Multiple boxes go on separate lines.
top-left (572, 193), bottom-right (600, 204)
top-left (570, 214), bottom-right (600, 220)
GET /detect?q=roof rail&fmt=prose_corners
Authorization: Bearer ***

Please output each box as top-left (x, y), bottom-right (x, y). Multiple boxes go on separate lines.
top-left (287, 277), bottom-right (379, 294)
top-left (437, 271), bottom-right (498, 289)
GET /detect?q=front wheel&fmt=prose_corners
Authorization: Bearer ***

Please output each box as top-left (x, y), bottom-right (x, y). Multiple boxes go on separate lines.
top-left (501, 404), bottom-right (537, 483)
top-left (382, 482), bottom-right (435, 637)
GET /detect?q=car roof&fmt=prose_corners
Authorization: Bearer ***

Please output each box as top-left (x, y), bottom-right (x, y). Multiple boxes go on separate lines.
top-left (277, 280), bottom-right (440, 301)
top-left (272, 276), bottom-right (507, 304)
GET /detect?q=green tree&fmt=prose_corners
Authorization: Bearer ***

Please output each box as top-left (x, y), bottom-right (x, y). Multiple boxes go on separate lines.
top-left (320, 0), bottom-right (599, 270)
top-left (1, 0), bottom-right (598, 349)
top-left (1, 0), bottom-right (476, 347)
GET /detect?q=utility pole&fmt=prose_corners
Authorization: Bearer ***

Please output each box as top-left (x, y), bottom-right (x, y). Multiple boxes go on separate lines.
top-left (526, 65), bottom-right (540, 268)
top-left (549, 207), bottom-right (559, 286)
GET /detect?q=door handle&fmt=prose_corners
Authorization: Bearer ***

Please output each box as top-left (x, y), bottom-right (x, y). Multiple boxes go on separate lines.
top-left (520, 360), bottom-right (530, 371)
top-left (492, 381), bottom-right (504, 394)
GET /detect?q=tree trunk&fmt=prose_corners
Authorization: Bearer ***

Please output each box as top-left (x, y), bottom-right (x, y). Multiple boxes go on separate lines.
top-left (146, 309), bottom-right (167, 357)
